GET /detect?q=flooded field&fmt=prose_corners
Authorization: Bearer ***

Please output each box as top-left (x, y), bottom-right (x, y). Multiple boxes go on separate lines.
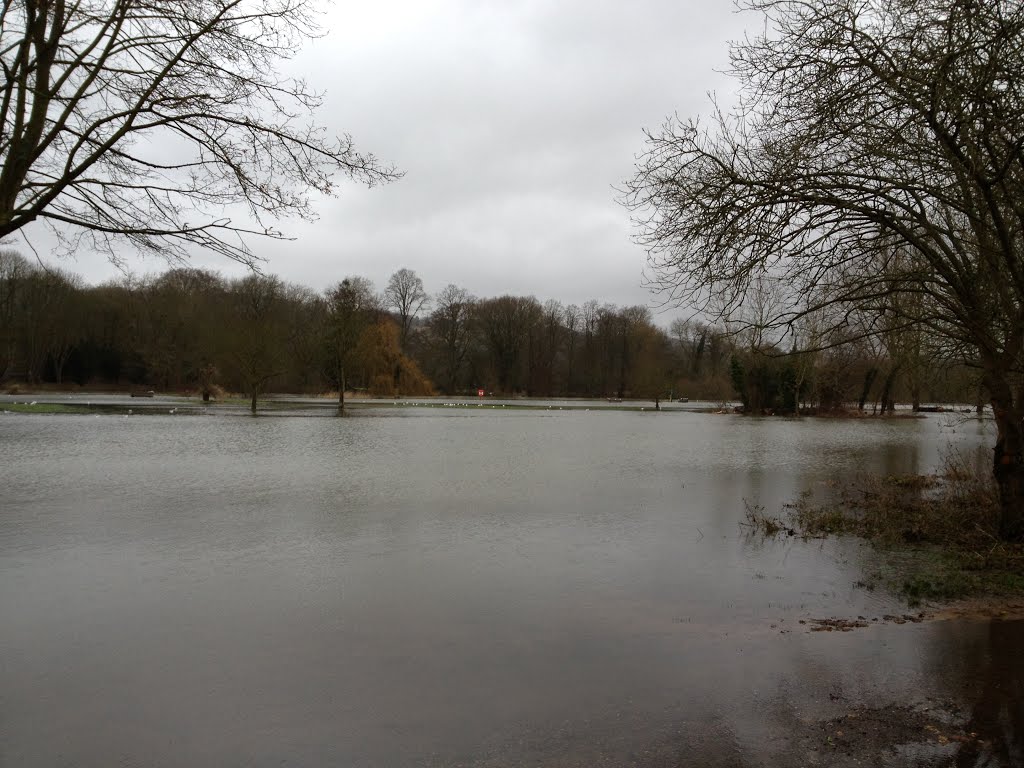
top-left (1, 403), bottom-right (1018, 766)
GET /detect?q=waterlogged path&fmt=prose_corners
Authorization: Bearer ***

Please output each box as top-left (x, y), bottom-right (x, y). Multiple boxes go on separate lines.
top-left (1, 401), bottom-right (1018, 766)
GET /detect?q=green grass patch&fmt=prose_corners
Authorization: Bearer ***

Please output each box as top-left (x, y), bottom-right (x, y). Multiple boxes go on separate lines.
top-left (871, 547), bottom-right (1024, 607)
top-left (2, 402), bottom-right (93, 414)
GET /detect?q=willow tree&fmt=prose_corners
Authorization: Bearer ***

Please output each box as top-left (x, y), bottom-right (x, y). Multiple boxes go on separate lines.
top-left (626, 0), bottom-right (1024, 538)
top-left (0, 0), bottom-right (397, 265)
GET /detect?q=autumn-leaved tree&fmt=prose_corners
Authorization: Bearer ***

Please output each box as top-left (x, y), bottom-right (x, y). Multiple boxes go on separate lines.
top-left (0, 0), bottom-right (398, 266)
top-left (355, 320), bottom-right (433, 397)
top-left (626, 0), bottom-right (1024, 538)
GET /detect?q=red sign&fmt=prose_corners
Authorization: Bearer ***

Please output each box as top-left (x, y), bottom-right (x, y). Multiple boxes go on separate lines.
top-left (477, 388), bottom-right (485, 398)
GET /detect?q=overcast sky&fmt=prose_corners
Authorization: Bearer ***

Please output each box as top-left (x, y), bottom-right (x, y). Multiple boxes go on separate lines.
top-left (22, 1), bottom-right (749, 320)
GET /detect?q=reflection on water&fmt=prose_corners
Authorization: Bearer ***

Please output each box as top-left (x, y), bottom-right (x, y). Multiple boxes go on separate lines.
top-left (950, 620), bottom-right (1024, 768)
top-left (0, 408), bottom-right (1014, 766)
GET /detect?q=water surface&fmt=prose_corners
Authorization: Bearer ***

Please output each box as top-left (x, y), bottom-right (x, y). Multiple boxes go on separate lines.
top-left (1, 407), bottom-right (1016, 766)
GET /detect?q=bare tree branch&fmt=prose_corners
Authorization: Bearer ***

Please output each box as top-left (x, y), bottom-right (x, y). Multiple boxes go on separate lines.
top-left (624, 0), bottom-right (1024, 537)
top-left (0, 0), bottom-right (401, 266)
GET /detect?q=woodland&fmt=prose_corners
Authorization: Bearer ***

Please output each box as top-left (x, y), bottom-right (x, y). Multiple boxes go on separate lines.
top-left (0, 255), bottom-right (979, 413)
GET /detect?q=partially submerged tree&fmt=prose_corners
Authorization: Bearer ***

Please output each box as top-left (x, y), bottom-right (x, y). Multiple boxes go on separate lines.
top-left (626, 0), bottom-right (1024, 538)
top-left (0, 0), bottom-right (398, 265)
top-left (227, 274), bottom-right (286, 413)
top-left (323, 276), bottom-right (377, 411)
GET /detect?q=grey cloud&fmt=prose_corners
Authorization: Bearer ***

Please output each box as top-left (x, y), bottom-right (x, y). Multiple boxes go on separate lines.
top-left (20, 0), bottom-right (749, 320)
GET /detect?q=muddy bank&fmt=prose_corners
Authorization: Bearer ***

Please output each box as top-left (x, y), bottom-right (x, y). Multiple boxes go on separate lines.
top-left (800, 600), bottom-right (1024, 632)
top-left (785, 702), bottom-right (974, 767)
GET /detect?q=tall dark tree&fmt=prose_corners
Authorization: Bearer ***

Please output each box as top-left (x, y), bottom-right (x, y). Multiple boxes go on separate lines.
top-left (227, 274), bottom-right (287, 413)
top-left (474, 295), bottom-right (540, 395)
top-left (324, 277), bottom-right (378, 411)
top-left (427, 284), bottom-right (474, 395)
top-left (383, 268), bottom-right (429, 350)
top-left (136, 269), bottom-right (226, 390)
top-left (0, 250), bottom-right (31, 378)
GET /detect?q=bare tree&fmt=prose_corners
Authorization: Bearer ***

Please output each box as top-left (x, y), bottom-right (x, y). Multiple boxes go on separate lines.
top-left (474, 295), bottom-right (539, 395)
top-left (324, 276), bottom-right (378, 411)
top-left (43, 269), bottom-right (84, 384)
top-left (626, 0), bottom-right (1024, 538)
top-left (383, 268), bottom-right (429, 350)
top-left (0, 1), bottom-right (399, 266)
top-left (427, 284), bottom-right (473, 395)
top-left (538, 299), bottom-right (564, 396)
top-left (563, 303), bottom-right (581, 394)
top-left (228, 274), bottom-right (286, 413)
top-left (0, 249), bottom-right (30, 377)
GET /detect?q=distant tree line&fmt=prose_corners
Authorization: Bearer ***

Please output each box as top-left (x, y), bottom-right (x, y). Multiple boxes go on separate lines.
top-left (0, 251), bottom-right (978, 410)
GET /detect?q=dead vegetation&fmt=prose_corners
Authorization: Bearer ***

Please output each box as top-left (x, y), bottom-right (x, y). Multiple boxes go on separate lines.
top-left (741, 500), bottom-right (795, 537)
top-left (746, 453), bottom-right (1024, 603)
top-left (793, 454), bottom-right (1005, 553)
top-left (801, 614), bottom-right (925, 632)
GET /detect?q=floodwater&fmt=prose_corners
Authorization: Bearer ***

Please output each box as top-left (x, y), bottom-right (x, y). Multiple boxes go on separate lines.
top-left (1, 404), bottom-right (1019, 766)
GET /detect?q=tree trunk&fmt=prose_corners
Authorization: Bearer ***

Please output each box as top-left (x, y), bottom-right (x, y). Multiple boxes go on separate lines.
top-left (338, 366), bottom-right (346, 413)
top-left (879, 366), bottom-right (899, 414)
top-left (989, 376), bottom-right (1024, 540)
top-left (54, 346), bottom-right (73, 385)
top-left (858, 367), bottom-right (878, 411)
top-left (250, 387), bottom-right (258, 414)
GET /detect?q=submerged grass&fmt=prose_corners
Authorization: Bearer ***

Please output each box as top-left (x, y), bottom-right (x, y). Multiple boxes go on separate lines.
top-left (741, 500), bottom-right (792, 537)
top-left (780, 453), bottom-right (1024, 605)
